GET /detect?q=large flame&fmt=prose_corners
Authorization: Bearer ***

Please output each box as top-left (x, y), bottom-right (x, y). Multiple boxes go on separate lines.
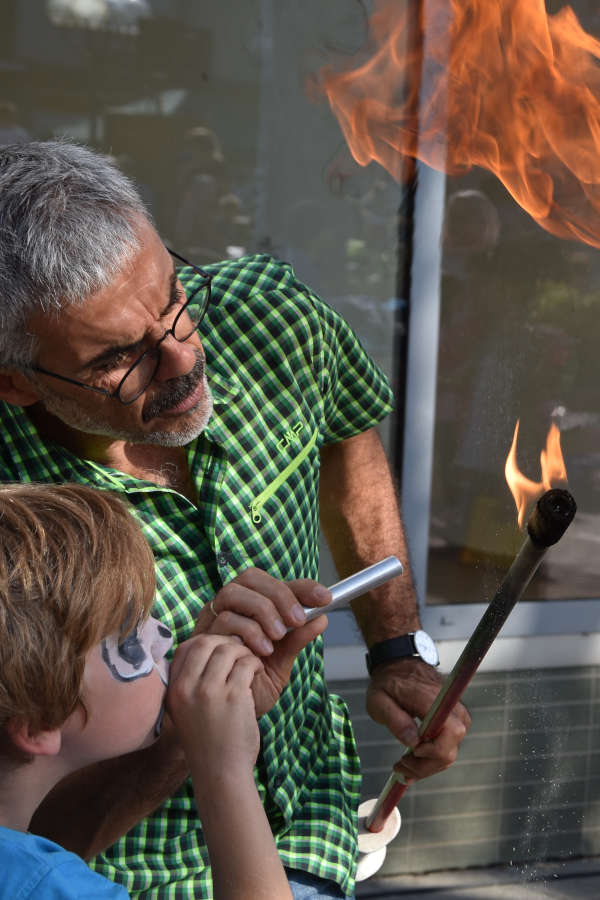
top-left (505, 420), bottom-right (568, 528)
top-left (319, 0), bottom-right (600, 247)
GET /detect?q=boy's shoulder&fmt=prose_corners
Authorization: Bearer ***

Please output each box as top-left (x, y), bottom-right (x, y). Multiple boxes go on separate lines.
top-left (0, 826), bottom-right (129, 898)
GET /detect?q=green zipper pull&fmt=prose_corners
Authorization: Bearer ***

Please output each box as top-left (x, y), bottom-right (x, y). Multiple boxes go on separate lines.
top-left (249, 426), bottom-right (319, 526)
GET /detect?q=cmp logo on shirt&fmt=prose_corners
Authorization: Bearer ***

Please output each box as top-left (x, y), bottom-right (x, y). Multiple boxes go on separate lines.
top-left (277, 421), bottom-right (304, 451)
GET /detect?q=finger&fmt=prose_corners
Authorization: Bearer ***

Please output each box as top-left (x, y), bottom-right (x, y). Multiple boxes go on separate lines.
top-left (391, 712), bottom-right (468, 780)
top-left (393, 753), bottom-right (431, 780)
top-left (227, 654), bottom-right (264, 690)
top-left (265, 615), bottom-right (328, 688)
top-left (366, 687), bottom-right (421, 748)
top-left (192, 580), bottom-right (289, 643)
top-left (285, 578), bottom-right (332, 608)
top-left (450, 701), bottom-right (472, 729)
top-left (169, 634), bottom-right (242, 683)
top-left (411, 714), bottom-right (468, 761)
top-left (205, 579), bottom-right (302, 640)
top-left (226, 567), bottom-right (315, 628)
top-left (393, 749), bottom-right (456, 781)
top-left (200, 641), bottom-right (258, 686)
top-left (207, 609), bottom-right (276, 657)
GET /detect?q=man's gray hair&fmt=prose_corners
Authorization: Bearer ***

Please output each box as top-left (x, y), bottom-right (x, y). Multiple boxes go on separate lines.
top-left (0, 140), bottom-right (148, 368)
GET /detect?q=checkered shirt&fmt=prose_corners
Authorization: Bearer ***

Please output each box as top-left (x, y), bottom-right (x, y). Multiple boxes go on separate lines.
top-left (0, 254), bottom-right (393, 898)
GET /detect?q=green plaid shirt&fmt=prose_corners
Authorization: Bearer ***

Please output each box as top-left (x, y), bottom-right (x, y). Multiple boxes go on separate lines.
top-left (0, 255), bottom-right (393, 898)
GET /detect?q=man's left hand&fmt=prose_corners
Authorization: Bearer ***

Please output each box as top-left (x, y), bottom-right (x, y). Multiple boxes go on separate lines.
top-left (366, 658), bottom-right (471, 781)
top-left (249, 614), bottom-right (328, 716)
top-left (194, 568), bottom-right (330, 716)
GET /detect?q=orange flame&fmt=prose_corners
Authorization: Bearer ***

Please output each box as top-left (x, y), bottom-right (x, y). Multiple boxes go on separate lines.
top-left (505, 420), bottom-right (568, 528)
top-left (319, 0), bottom-right (600, 248)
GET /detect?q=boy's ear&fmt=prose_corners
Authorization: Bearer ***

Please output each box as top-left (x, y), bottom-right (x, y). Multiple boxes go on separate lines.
top-left (6, 719), bottom-right (62, 757)
top-left (0, 371), bottom-right (40, 407)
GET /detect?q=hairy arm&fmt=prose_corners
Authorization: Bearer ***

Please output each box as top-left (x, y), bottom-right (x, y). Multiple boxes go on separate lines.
top-left (320, 426), bottom-right (470, 779)
top-left (320, 427), bottom-right (419, 641)
top-left (30, 720), bottom-right (189, 859)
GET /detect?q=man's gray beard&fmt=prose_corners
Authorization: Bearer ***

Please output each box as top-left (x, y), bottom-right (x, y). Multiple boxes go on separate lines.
top-left (32, 375), bottom-right (214, 447)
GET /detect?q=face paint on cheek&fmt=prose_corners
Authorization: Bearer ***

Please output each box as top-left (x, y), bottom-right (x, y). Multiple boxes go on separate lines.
top-left (100, 617), bottom-right (173, 740)
top-left (101, 629), bottom-right (155, 683)
top-left (149, 621), bottom-right (173, 688)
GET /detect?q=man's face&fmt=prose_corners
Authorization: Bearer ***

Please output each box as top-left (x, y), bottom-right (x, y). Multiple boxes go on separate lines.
top-left (24, 218), bottom-right (213, 447)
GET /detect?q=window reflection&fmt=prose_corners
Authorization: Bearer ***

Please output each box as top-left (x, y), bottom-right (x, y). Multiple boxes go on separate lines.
top-left (429, 161), bottom-right (600, 604)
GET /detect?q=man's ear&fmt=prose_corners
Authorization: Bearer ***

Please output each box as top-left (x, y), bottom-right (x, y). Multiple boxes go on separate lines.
top-left (0, 371), bottom-right (40, 407)
top-left (6, 719), bottom-right (62, 758)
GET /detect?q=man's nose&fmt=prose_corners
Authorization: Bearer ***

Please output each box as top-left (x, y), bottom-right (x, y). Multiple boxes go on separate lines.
top-left (153, 332), bottom-right (198, 382)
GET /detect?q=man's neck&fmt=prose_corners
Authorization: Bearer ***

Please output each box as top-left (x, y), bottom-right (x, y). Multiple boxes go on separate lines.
top-left (26, 405), bottom-right (198, 500)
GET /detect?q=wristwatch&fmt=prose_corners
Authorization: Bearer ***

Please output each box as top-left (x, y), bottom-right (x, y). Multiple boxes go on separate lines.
top-left (366, 630), bottom-right (440, 674)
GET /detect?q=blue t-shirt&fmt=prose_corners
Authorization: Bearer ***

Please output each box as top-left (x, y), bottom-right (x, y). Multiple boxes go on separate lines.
top-left (0, 826), bottom-right (129, 898)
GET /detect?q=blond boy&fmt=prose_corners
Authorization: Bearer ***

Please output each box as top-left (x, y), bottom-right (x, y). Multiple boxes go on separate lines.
top-left (0, 484), bottom-right (296, 899)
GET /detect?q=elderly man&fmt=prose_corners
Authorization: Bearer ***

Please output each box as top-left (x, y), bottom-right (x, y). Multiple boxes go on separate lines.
top-left (0, 141), bottom-right (469, 899)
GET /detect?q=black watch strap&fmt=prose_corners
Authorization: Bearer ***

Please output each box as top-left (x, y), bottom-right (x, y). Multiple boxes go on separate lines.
top-left (365, 635), bottom-right (417, 675)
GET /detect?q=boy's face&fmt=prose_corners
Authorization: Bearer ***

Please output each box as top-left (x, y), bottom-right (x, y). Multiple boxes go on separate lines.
top-left (61, 616), bottom-right (173, 767)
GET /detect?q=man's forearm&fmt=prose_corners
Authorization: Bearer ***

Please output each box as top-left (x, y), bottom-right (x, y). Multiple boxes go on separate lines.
top-left (319, 427), bottom-right (420, 645)
top-left (30, 719), bottom-right (189, 859)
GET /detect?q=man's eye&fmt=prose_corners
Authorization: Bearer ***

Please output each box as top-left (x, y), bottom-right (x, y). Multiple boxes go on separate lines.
top-left (164, 290), bottom-right (186, 317)
top-left (98, 349), bottom-right (133, 372)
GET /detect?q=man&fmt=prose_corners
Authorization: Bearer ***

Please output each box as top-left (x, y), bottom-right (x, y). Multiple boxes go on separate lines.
top-left (0, 141), bottom-right (469, 899)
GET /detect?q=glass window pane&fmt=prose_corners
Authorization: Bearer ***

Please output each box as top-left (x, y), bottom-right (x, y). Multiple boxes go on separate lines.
top-left (427, 2), bottom-right (600, 605)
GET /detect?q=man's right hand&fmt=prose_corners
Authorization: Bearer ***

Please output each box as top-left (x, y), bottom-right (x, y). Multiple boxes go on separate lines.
top-left (193, 567), bottom-right (329, 716)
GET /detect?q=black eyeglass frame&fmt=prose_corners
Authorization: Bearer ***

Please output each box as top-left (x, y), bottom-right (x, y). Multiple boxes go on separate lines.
top-left (30, 248), bottom-right (212, 406)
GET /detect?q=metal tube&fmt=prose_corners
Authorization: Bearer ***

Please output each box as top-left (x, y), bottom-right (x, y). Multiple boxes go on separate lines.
top-left (366, 489), bottom-right (576, 833)
top-left (304, 556), bottom-right (403, 624)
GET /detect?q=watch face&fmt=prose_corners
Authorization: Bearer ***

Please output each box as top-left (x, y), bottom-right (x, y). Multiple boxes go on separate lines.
top-left (414, 630), bottom-right (439, 666)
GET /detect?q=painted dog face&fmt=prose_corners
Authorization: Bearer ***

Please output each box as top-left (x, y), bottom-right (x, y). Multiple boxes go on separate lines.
top-left (101, 616), bottom-right (173, 687)
top-left (63, 616), bottom-right (174, 767)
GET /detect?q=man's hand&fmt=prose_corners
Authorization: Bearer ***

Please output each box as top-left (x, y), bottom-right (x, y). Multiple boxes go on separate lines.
top-left (194, 567), bottom-right (329, 715)
top-left (320, 428), bottom-right (471, 779)
top-left (366, 659), bottom-right (471, 781)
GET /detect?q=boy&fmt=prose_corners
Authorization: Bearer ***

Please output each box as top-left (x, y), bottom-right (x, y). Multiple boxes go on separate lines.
top-left (0, 483), bottom-right (298, 899)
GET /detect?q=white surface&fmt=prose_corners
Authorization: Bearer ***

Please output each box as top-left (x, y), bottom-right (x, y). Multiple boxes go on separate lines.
top-left (357, 799), bottom-right (401, 854)
top-left (324, 633), bottom-right (600, 680)
top-left (355, 845), bottom-right (388, 883)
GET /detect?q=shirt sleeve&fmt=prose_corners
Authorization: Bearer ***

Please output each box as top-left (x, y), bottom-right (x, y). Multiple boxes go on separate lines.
top-left (304, 285), bottom-right (395, 443)
top-left (30, 857), bottom-right (131, 899)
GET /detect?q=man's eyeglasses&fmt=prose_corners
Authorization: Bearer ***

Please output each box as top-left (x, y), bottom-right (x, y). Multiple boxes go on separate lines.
top-left (31, 249), bottom-right (212, 406)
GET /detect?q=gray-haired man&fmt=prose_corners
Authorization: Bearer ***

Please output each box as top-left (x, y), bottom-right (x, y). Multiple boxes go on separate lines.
top-left (0, 141), bottom-right (469, 899)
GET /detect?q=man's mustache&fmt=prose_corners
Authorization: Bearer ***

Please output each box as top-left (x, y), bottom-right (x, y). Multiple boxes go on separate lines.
top-left (142, 353), bottom-right (205, 422)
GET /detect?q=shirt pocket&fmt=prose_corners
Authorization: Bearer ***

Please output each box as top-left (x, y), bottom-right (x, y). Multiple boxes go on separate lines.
top-left (250, 425), bottom-right (319, 524)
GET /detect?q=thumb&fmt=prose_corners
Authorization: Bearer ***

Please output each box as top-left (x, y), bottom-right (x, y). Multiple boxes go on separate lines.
top-left (269, 615), bottom-right (328, 683)
top-left (366, 686), bottom-right (421, 748)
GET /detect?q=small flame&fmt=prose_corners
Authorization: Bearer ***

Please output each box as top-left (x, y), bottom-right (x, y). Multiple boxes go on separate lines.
top-left (540, 423), bottom-right (568, 489)
top-left (318, 0), bottom-right (600, 248)
top-left (505, 420), bottom-right (568, 528)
